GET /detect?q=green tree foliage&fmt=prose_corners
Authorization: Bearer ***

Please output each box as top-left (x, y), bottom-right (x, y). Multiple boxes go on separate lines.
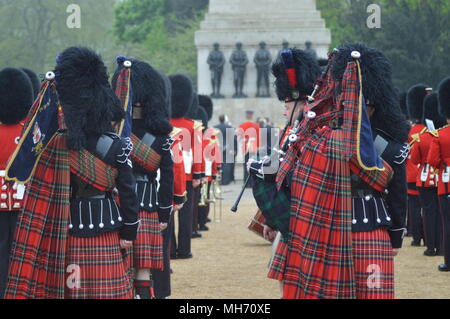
top-left (316, 0), bottom-right (450, 90)
top-left (0, 0), bottom-right (134, 76)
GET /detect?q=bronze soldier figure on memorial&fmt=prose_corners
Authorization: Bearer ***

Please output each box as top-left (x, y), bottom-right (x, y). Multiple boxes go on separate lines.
top-left (207, 43), bottom-right (225, 98)
top-left (304, 40), bottom-right (317, 60)
top-left (230, 42), bottom-right (249, 98)
top-left (254, 41), bottom-right (272, 97)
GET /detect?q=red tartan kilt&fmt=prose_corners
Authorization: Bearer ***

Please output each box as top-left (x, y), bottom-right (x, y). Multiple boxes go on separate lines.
top-left (132, 211), bottom-right (164, 270)
top-left (268, 239), bottom-right (288, 281)
top-left (65, 231), bottom-right (133, 299)
top-left (352, 228), bottom-right (394, 299)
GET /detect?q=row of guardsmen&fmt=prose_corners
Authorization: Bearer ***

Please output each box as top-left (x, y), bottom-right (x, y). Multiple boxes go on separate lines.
top-left (405, 78), bottom-right (450, 272)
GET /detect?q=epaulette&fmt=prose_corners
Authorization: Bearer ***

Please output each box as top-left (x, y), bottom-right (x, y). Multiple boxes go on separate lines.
top-left (193, 120), bottom-right (203, 130)
top-left (427, 130), bottom-right (439, 138)
top-left (409, 127), bottom-right (427, 147)
top-left (170, 127), bottom-right (182, 139)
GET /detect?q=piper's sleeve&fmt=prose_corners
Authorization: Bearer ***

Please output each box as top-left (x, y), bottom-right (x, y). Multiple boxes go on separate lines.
top-left (114, 138), bottom-right (140, 241)
top-left (156, 136), bottom-right (174, 223)
top-left (386, 160), bottom-right (408, 249)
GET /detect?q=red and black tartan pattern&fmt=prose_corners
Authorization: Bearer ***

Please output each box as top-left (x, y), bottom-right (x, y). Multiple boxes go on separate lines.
top-left (351, 228), bottom-right (394, 299)
top-left (349, 156), bottom-right (393, 193)
top-left (5, 133), bottom-right (71, 299)
top-left (70, 149), bottom-right (118, 191)
top-left (132, 211), bottom-right (164, 270)
top-left (130, 134), bottom-right (161, 172)
top-left (65, 231), bottom-right (133, 299)
top-left (115, 68), bottom-right (130, 112)
top-left (274, 61), bottom-right (381, 299)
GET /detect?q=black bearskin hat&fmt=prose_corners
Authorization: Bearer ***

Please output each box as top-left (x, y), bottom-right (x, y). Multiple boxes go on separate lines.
top-left (160, 70), bottom-right (172, 119)
top-left (198, 94), bottom-right (213, 121)
top-left (112, 59), bottom-right (172, 135)
top-left (0, 67), bottom-right (33, 125)
top-left (186, 92), bottom-right (199, 120)
top-left (423, 93), bottom-right (446, 129)
top-left (332, 43), bottom-right (410, 142)
top-left (169, 73), bottom-right (194, 118)
top-left (55, 46), bottom-right (124, 151)
top-left (407, 84), bottom-right (428, 122)
top-left (399, 91), bottom-right (409, 119)
top-left (438, 77), bottom-right (450, 119)
top-left (272, 48), bottom-right (321, 101)
top-left (20, 68), bottom-right (41, 99)
top-left (194, 106), bottom-right (208, 130)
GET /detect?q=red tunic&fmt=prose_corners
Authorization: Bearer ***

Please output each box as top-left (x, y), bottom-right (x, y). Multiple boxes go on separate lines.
top-left (169, 127), bottom-right (187, 204)
top-left (203, 128), bottom-right (221, 182)
top-left (0, 122), bottom-right (24, 211)
top-left (170, 118), bottom-right (203, 181)
top-left (427, 124), bottom-right (450, 195)
top-left (406, 124), bottom-right (426, 195)
top-left (238, 121), bottom-right (260, 154)
top-left (410, 129), bottom-right (439, 188)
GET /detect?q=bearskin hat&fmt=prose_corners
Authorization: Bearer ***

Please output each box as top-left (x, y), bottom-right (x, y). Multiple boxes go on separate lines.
top-left (160, 70), bottom-right (172, 119)
top-left (0, 67), bottom-right (33, 125)
top-left (169, 73), bottom-right (194, 118)
top-left (55, 46), bottom-right (123, 150)
top-left (198, 94), bottom-right (213, 121)
top-left (112, 59), bottom-right (172, 135)
top-left (194, 106), bottom-right (208, 130)
top-left (423, 93), bottom-right (446, 129)
top-left (399, 91), bottom-right (409, 119)
top-left (438, 77), bottom-right (450, 119)
top-left (272, 48), bottom-right (321, 101)
top-left (20, 68), bottom-right (41, 99)
top-left (407, 84), bottom-right (428, 122)
top-left (186, 92), bottom-right (199, 120)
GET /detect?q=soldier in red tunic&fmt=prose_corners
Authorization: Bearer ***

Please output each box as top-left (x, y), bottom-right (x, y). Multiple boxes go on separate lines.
top-left (238, 110), bottom-right (260, 187)
top-left (410, 92), bottom-right (447, 256)
top-left (427, 77), bottom-right (450, 270)
top-left (169, 74), bottom-right (204, 259)
top-left (0, 68), bottom-right (34, 298)
top-left (406, 85), bottom-right (428, 246)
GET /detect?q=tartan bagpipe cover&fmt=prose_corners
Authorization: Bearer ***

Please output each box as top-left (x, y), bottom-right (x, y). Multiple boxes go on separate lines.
top-left (276, 60), bottom-right (389, 299)
top-left (252, 177), bottom-right (290, 238)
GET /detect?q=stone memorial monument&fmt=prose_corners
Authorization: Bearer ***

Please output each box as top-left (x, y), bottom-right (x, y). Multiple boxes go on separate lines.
top-left (195, 0), bottom-right (331, 127)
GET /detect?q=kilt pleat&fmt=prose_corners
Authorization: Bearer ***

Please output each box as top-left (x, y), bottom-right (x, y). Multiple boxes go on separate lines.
top-left (65, 231), bottom-right (133, 299)
top-left (352, 228), bottom-right (394, 299)
top-left (132, 211), bottom-right (164, 270)
top-left (268, 238), bottom-right (288, 281)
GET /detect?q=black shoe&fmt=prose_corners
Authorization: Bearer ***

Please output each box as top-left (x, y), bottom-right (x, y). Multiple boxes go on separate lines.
top-left (192, 232), bottom-right (202, 238)
top-left (199, 225), bottom-right (209, 231)
top-left (177, 253), bottom-right (193, 259)
top-left (411, 240), bottom-right (421, 247)
top-left (424, 249), bottom-right (436, 256)
top-left (438, 264), bottom-right (450, 272)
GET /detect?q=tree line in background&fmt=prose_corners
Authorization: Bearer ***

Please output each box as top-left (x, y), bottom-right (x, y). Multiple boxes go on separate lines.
top-left (0, 0), bottom-right (448, 92)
